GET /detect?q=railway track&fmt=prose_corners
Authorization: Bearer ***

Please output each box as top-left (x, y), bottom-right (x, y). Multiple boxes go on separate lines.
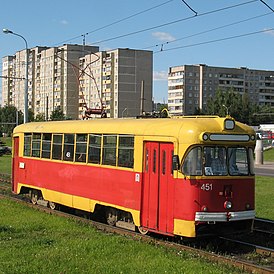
top-left (255, 218), bottom-right (274, 235)
top-left (0, 189), bottom-right (273, 273)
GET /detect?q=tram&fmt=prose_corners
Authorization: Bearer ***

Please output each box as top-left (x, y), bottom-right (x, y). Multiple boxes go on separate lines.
top-left (12, 116), bottom-right (256, 237)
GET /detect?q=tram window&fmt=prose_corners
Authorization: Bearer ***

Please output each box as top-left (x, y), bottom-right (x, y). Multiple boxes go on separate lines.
top-left (52, 134), bottom-right (63, 160)
top-left (204, 147), bottom-right (227, 176)
top-left (88, 134), bottom-right (102, 164)
top-left (102, 135), bottom-right (117, 166)
top-left (249, 148), bottom-right (255, 175)
top-left (182, 147), bottom-right (202, 176)
top-left (23, 133), bottom-right (32, 157)
top-left (153, 149), bottom-right (157, 173)
top-left (75, 134), bottom-right (87, 163)
top-left (228, 147), bottom-right (248, 175)
top-left (41, 133), bottom-right (52, 159)
top-left (31, 133), bottom-right (41, 158)
top-left (145, 149), bottom-right (149, 172)
top-left (118, 136), bottom-right (134, 168)
top-left (162, 150), bottom-right (166, 175)
top-left (63, 134), bottom-right (75, 162)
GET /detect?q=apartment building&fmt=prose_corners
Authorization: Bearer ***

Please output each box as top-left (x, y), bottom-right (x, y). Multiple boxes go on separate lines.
top-left (79, 48), bottom-right (153, 118)
top-left (2, 45), bottom-right (152, 120)
top-left (168, 64), bottom-right (274, 115)
top-left (2, 44), bottom-right (99, 119)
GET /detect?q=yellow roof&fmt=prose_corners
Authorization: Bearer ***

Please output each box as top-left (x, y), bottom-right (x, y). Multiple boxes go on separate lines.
top-left (13, 116), bottom-right (255, 140)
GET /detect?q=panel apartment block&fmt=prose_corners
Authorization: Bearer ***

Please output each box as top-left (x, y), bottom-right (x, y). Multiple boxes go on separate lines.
top-left (2, 44), bottom-right (99, 120)
top-left (168, 64), bottom-right (274, 116)
top-left (79, 48), bottom-right (153, 118)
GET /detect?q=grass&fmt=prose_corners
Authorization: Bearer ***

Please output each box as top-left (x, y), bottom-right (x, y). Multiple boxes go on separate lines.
top-left (256, 176), bottom-right (274, 220)
top-left (264, 147), bottom-right (274, 162)
top-left (0, 155), bottom-right (11, 174)
top-left (0, 198), bottom-right (242, 274)
top-left (0, 137), bottom-right (12, 174)
top-left (0, 137), bottom-right (12, 147)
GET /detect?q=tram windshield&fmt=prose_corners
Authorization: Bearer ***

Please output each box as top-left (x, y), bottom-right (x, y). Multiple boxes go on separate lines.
top-left (182, 146), bottom-right (254, 176)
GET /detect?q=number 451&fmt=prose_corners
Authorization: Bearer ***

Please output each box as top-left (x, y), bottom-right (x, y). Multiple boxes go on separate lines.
top-left (201, 183), bottom-right (213, 191)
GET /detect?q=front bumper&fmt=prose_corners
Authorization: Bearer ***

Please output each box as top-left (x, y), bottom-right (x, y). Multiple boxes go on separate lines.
top-left (195, 210), bottom-right (255, 222)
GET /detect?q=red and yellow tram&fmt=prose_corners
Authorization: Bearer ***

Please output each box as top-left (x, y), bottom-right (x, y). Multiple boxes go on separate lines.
top-left (12, 116), bottom-right (256, 237)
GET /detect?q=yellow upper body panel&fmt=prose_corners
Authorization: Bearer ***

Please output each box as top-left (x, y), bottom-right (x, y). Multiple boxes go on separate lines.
top-left (13, 116), bottom-right (256, 146)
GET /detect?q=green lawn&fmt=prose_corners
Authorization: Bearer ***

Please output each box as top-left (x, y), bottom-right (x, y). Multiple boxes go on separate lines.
top-left (256, 176), bottom-right (274, 220)
top-left (264, 147), bottom-right (274, 162)
top-left (0, 137), bottom-right (12, 147)
top-left (0, 155), bottom-right (11, 175)
top-left (0, 198), bottom-right (242, 274)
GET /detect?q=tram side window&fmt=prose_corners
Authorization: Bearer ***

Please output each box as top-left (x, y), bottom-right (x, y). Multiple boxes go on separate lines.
top-left (41, 133), bottom-right (52, 159)
top-left (182, 147), bottom-right (202, 176)
top-left (88, 134), bottom-right (102, 164)
top-left (118, 136), bottom-right (134, 168)
top-left (102, 135), bottom-right (117, 166)
top-left (63, 134), bottom-right (75, 162)
top-left (52, 134), bottom-right (63, 160)
top-left (23, 133), bottom-right (32, 157)
top-left (75, 134), bottom-right (87, 163)
top-left (31, 133), bottom-right (41, 158)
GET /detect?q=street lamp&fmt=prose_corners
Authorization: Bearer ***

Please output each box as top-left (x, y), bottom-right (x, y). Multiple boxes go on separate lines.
top-left (3, 28), bottom-right (29, 123)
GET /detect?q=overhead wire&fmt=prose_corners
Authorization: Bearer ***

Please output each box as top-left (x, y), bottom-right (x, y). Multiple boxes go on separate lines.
top-left (153, 27), bottom-right (274, 54)
top-left (259, 0), bottom-right (274, 12)
top-left (144, 12), bottom-right (273, 50)
top-left (53, 0), bottom-right (176, 46)
top-left (181, 0), bottom-right (198, 16)
top-left (91, 0), bottom-right (259, 45)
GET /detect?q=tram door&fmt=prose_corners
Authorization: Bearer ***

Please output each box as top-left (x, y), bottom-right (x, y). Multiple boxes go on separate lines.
top-left (12, 137), bottom-right (20, 193)
top-left (141, 142), bottom-right (174, 234)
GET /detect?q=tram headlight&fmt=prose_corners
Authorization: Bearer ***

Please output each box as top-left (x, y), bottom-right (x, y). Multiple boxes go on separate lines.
top-left (250, 135), bottom-right (255, 141)
top-left (224, 201), bottom-right (232, 210)
top-left (246, 203), bottom-right (250, 209)
top-left (224, 119), bottom-right (235, 130)
top-left (201, 205), bottom-right (208, 212)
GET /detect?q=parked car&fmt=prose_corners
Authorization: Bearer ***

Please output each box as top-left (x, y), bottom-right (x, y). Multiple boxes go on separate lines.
top-left (0, 146), bottom-right (12, 155)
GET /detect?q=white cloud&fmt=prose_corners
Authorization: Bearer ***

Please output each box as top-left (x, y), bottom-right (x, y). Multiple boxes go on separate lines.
top-left (152, 32), bottom-right (175, 42)
top-left (154, 71), bottom-right (168, 81)
top-left (264, 28), bottom-right (274, 37)
top-left (60, 19), bottom-right (69, 25)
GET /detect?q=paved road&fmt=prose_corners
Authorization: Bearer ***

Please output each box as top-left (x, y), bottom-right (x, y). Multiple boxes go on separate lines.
top-left (255, 162), bottom-right (274, 177)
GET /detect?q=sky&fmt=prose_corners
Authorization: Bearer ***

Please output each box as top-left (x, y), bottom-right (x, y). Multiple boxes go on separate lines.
top-left (0, 0), bottom-right (274, 103)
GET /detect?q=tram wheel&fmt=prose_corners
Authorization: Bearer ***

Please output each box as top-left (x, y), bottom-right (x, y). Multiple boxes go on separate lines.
top-left (137, 226), bottom-right (149, 235)
top-left (30, 190), bottom-right (39, 205)
top-left (106, 208), bottom-right (118, 226)
top-left (48, 201), bottom-right (57, 210)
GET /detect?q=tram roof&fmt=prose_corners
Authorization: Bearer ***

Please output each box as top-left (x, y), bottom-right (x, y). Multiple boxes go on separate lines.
top-left (13, 116), bottom-right (255, 139)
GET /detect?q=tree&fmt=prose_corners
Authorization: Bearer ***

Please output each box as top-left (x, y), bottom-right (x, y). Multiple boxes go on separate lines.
top-left (204, 88), bottom-right (259, 125)
top-left (35, 113), bottom-right (46, 122)
top-left (50, 107), bottom-right (65, 121)
top-left (252, 105), bottom-right (274, 125)
top-left (0, 105), bottom-right (23, 136)
top-left (28, 109), bottom-right (35, 122)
